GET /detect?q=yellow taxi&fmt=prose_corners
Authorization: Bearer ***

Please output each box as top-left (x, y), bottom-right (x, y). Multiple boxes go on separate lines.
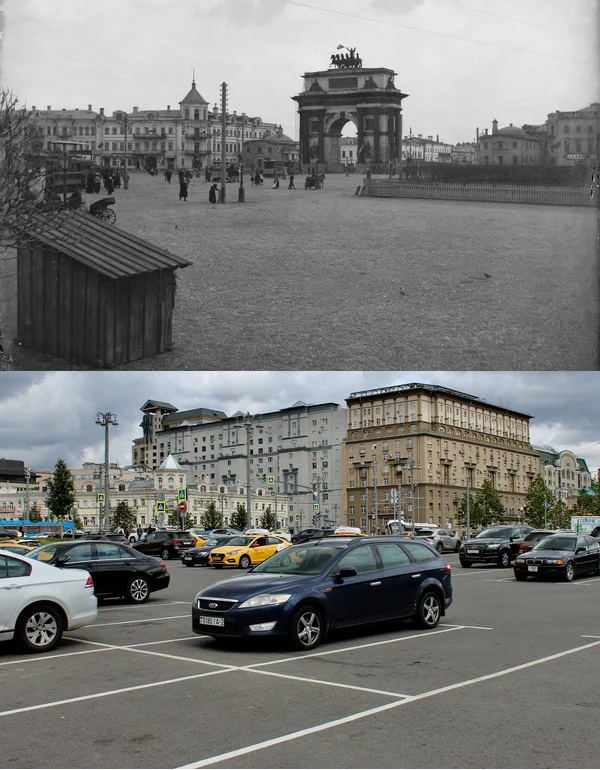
top-left (189, 530), bottom-right (211, 546)
top-left (0, 539), bottom-right (24, 548)
top-left (0, 543), bottom-right (37, 555)
top-left (209, 533), bottom-right (291, 569)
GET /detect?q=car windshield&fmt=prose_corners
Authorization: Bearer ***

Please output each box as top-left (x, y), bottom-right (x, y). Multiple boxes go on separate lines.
top-left (27, 543), bottom-right (63, 561)
top-left (253, 545), bottom-right (343, 575)
top-left (221, 537), bottom-right (254, 547)
top-left (524, 531), bottom-right (554, 542)
top-left (533, 536), bottom-right (577, 552)
top-left (205, 538), bottom-right (229, 547)
top-left (476, 527), bottom-right (514, 539)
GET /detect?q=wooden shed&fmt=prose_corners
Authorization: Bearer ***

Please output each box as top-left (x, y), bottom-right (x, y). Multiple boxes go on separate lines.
top-left (17, 213), bottom-right (192, 367)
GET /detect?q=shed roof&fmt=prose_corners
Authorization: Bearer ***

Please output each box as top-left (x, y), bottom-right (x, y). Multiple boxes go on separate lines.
top-left (25, 214), bottom-right (191, 280)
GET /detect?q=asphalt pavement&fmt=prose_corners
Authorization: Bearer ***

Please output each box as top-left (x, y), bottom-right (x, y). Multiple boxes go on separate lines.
top-left (1, 551), bottom-right (599, 769)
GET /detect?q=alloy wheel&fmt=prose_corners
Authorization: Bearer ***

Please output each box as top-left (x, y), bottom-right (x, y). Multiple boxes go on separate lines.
top-left (296, 611), bottom-right (321, 647)
top-left (421, 595), bottom-right (440, 627)
top-left (129, 578), bottom-right (149, 602)
top-left (25, 611), bottom-right (58, 648)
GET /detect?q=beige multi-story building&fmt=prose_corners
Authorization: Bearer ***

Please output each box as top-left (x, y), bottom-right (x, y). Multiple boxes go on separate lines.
top-left (533, 446), bottom-right (592, 507)
top-left (342, 383), bottom-right (541, 532)
top-left (546, 102), bottom-right (600, 166)
top-left (476, 120), bottom-right (540, 165)
top-left (243, 126), bottom-right (300, 175)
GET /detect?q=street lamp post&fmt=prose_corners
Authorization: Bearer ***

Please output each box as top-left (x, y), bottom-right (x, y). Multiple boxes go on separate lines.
top-left (239, 114), bottom-right (246, 203)
top-left (25, 467), bottom-right (31, 523)
top-left (95, 412), bottom-right (118, 534)
top-left (237, 413), bottom-right (263, 530)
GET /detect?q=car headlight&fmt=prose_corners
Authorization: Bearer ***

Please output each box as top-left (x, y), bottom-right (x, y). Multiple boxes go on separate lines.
top-left (514, 557), bottom-right (524, 563)
top-left (198, 551), bottom-right (208, 556)
top-left (238, 593), bottom-right (292, 609)
top-left (486, 544), bottom-right (500, 549)
top-left (545, 559), bottom-right (564, 565)
top-left (227, 550), bottom-right (241, 556)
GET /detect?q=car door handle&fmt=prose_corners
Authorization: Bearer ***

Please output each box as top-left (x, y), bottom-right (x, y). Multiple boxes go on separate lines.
top-left (3, 584), bottom-right (22, 590)
top-left (370, 581), bottom-right (381, 586)
top-left (411, 574), bottom-right (421, 578)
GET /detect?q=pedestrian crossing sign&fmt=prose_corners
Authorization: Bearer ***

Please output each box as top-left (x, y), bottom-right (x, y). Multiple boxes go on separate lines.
top-left (313, 503), bottom-right (320, 513)
top-left (97, 493), bottom-right (105, 504)
top-left (178, 488), bottom-right (187, 501)
top-left (155, 501), bottom-right (166, 513)
top-left (267, 476), bottom-right (275, 485)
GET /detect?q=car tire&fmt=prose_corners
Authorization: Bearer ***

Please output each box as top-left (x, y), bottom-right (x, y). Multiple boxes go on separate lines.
top-left (161, 549), bottom-right (170, 561)
top-left (436, 542), bottom-right (444, 554)
top-left (455, 541), bottom-right (461, 552)
top-left (459, 560), bottom-right (471, 568)
top-left (514, 572), bottom-right (528, 581)
top-left (239, 555), bottom-right (251, 569)
top-left (289, 605), bottom-right (324, 650)
top-left (563, 561), bottom-right (575, 582)
top-left (16, 604), bottom-right (64, 653)
top-left (498, 550), bottom-right (511, 568)
top-left (413, 591), bottom-right (442, 629)
top-left (184, 563), bottom-right (194, 568)
top-left (126, 576), bottom-right (150, 604)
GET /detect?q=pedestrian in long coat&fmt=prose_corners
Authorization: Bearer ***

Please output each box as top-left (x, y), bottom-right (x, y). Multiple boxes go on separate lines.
top-left (254, 171), bottom-right (260, 186)
top-left (106, 175), bottom-right (114, 195)
top-left (288, 173), bottom-right (295, 190)
top-left (209, 183), bottom-right (218, 204)
top-left (123, 171), bottom-right (130, 190)
top-left (179, 178), bottom-right (189, 201)
top-left (113, 171), bottom-right (121, 189)
top-left (93, 173), bottom-right (102, 194)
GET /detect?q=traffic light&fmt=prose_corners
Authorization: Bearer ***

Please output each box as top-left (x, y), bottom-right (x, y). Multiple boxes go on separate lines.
top-left (260, 474), bottom-right (267, 483)
top-left (312, 516), bottom-right (316, 525)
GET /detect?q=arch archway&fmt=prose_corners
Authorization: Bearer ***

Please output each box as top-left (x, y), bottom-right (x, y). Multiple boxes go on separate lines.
top-left (293, 54), bottom-right (408, 173)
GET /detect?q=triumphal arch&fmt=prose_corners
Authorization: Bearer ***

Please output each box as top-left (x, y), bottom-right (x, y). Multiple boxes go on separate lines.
top-left (292, 48), bottom-right (408, 173)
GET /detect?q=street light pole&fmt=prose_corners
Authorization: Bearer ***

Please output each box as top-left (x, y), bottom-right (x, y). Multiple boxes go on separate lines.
top-left (239, 114), bottom-right (245, 203)
top-left (25, 467), bottom-right (30, 523)
top-left (372, 454), bottom-right (378, 534)
top-left (238, 413), bottom-right (263, 530)
top-left (96, 412), bottom-right (118, 534)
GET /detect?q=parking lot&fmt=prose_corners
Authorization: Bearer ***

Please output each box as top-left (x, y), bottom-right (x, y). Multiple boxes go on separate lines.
top-left (1, 552), bottom-right (599, 769)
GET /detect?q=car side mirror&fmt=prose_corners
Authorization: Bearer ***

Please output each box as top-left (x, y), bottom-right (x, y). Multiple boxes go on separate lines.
top-left (576, 547), bottom-right (586, 553)
top-left (336, 566), bottom-right (358, 580)
top-left (56, 554), bottom-right (70, 566)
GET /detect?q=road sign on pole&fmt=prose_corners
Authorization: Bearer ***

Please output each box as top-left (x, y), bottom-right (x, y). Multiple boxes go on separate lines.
top-left (178, 488), bottom-right (187, 501)
top-left (155, 501), bottom-right (166, 514)
top-left (178, 501), bottom-right (187, 513)
top-left (267, 475), bottom-right (275, 485)
top-left (313, 503), bottom-right (320, 513)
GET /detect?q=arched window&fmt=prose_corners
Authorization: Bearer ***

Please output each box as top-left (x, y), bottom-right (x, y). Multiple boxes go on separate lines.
top-left (86, 484), bottom-right (93, 492)
top-left (194, 109), bottom-right (200, 120)
top-left (184, 108), bottom-right (190, 119)
top-left (201, 485), bottom-right (206, 492)
top-left (168, 477), bottom-right (174, 489)
top-left (220, 486), bottom-right (225, 493)
top-left (157, 476), bottom-right (163, 488)
top-left (147, 113), bottom-right (154, 121)
top-left (118, 484), bottom-right (125, 491)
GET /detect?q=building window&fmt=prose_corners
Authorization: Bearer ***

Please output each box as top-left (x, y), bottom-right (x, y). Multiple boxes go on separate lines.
top-left (512, 155), bottom-right (518, 164)
top-left (564, 141), bottom-right (570, 154)
top-left (575, 124), bottom-right (581, 133)
top-left (564, 125), bottom-right (570, 133)
top-left (168, 142), bottom-right (173, 150)
top-left (194, 109), bottom-right (199, 120)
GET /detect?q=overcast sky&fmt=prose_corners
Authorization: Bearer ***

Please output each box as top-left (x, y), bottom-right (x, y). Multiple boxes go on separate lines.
top-left (0, 371), bottom-right (598, 475)
top-left (2, 0), bottom-right (598, 144)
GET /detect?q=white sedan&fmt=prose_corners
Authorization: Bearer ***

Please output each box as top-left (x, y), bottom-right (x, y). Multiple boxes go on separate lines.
top-left (0, 549), bottom-right (98, 653)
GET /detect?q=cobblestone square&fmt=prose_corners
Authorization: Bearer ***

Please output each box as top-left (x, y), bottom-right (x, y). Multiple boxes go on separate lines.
top-left (4, 173), bottom-right (598, 370)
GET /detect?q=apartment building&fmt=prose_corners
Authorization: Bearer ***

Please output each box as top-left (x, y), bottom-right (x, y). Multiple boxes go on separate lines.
top-left (343, 383), bottom-right (541, 532)
top-left (533, 446), bottom-right (592, 507)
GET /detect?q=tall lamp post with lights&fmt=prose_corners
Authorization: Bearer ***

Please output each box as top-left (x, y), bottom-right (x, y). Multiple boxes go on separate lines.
top-left (236, 413), bottom-right (263, 530)
top-left (95, 412), bottom-right (118, 534)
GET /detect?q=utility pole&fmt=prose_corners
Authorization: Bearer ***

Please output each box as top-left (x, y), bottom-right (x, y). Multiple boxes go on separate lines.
top-left (238, 413), bottom-right (262, 530)
top-left (372, 454), bottom-right (378, 534)
top-left (239, 113), bottom-right (245, 203)
top-left (96, 412), bottom-right (118, 534)
top-left (220, 82), bottom-right (227, 204)
top-left (25, 467), bottom-right (30, 523)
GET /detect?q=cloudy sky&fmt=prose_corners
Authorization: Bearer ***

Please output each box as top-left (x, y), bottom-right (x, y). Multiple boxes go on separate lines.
top-left (2, 0), bottom-right (598, 144)
top-left (0, 371), bottom-right (599, 474)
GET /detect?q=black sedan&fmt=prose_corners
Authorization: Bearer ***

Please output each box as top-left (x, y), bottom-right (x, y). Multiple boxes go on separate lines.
top-left (181, 536), bottom-right (239, 567)
top-left (27, 540), bottom-right (170, 602)
top-left (192, 536), bottom-right (453, 650)
top-left (513, 533), bottom-right (600, 582)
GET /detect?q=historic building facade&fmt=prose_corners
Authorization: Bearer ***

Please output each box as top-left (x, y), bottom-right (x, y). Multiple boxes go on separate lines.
top-left (533, 446), bottom-right (593, 507)
top-left (243, 126), bottom-right (300, 175)
top-left (546, 102), bottom-right (600, 166)
top-left (402, 133), bottom-right (454, 163)
top-left (132, 399), bottom-right (347, 529)
top-left (476, 121), bottom-right (541, 165)
top-left (342, 383), bottom-right (540, 532)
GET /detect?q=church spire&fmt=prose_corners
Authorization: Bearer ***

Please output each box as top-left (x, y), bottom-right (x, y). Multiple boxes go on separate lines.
top-left (192, 69), bottom-right (196, 88)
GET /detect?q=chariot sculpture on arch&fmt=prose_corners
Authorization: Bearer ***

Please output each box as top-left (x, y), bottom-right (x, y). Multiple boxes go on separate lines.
top-left (330, 46), bottom-right (362, 69)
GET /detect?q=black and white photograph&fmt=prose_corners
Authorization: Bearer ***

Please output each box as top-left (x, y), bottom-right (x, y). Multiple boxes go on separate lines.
top-left (0, 0), bottom-right (598, 370)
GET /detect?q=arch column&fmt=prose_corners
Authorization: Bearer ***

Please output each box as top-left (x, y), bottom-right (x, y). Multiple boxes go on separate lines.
top-left (300, 110), bottom-right (310, 166)
top-left (356, 107), bottom-right (365, 165)
top-left (373, 107), bottom-right (381, 164)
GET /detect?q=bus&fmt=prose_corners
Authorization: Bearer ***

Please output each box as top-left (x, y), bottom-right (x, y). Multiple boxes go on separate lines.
top-left (45, 142), bottom-right (95, 194)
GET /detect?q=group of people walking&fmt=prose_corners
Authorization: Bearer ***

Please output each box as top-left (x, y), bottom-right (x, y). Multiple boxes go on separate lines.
top-left (85, 168), bottom-right (130, 195)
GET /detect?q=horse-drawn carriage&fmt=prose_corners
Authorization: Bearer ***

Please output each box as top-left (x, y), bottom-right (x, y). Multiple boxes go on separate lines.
top-left (88, 197), bottom-right (116, 224)
top-left (305, 173), bottom-right (323, 190)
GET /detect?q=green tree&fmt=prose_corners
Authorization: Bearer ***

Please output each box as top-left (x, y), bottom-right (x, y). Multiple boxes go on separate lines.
top-left (572, 478), bottom-right (600, 517)
top-left (28, 502), bottom-right (42, 523)
top-left (259, 505), bottom-right (276, 531)
top-left (201, 501), bottom-right (223, 530)
top-left (167, 510), bottom-right (194, 529)
top-left (548, 498), bottom-right (571, 530)
top-left (456, 493), bottom-right (484, 531)
top-left (45, 459), bottom-right (76, 521)
top-left (524, 474), bottom-right (555, 528)
top-left (475, 479), bottom-right (505, 527)
top-left (112, 501), bottom-right (137, 532)
top-left (230, 503), bottom-right (248, 531)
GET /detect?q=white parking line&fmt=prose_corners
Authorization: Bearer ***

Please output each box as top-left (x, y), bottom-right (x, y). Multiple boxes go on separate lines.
top-left (0, 647), bottom-right (112, 667)
top-left (84, 614), bottom-right (189, 628)
top-left (568, 577), bottom-right (600, 586)
top-left (481, 578), bottom-right (515, 582)
top-left (440, 623), bottom-right (495, 631)
top-left (239, 666), bottom-right (411, 700)
top-left (97, 601), bottom-right (188, 612)
top-left (0, 667), bottom-right (238, 719)
top-left (451, 568), bottom-right (509, 576)
top-left (127, 636), bottom-right (201, 647)
top-left (65, 637), bottom-right (235, 669)
top-left (247, 626), bottom-right (464, 669)
top-left (177, 638), bottom-right (600, 768)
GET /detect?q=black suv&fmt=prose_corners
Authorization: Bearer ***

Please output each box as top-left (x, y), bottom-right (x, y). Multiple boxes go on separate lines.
top-left (459, 525), bottom-right (533, 568)
top-left (132, 530), bottom-right (195, 560)
top-left (291, 528), bottom-right (335, 545)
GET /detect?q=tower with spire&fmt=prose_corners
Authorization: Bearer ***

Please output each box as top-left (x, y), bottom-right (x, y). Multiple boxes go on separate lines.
top-left (177, 72), bottom-right (210, 170)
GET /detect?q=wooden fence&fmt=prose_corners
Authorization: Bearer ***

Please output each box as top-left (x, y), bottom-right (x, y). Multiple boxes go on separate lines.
top-left (362, 180), bottom-right (597, 207)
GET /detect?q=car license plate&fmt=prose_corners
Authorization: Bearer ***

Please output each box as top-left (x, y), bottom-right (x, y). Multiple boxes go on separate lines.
top-left (467, 549), bottom-right (478, 554)
top-left (528, 565), bottom-right (538, 572)
top-left (183, 556), bottom-right (192, 561)
top-left (198, 616), bottom-right (224, 627)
